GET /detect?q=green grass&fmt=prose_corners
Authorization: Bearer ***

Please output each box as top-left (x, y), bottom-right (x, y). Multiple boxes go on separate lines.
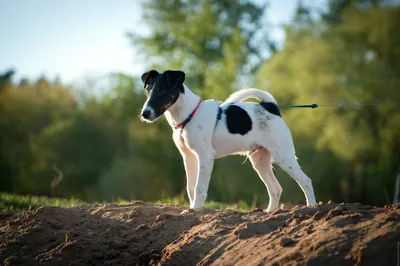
top-left (155, 193), bottom-right (254, 211)
top-left (0, 192), bottom-right (254, 212)
top-left (0, 192), bottom-right (84, 211)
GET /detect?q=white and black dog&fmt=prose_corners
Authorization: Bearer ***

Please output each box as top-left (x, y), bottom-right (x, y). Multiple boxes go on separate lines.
top-left (140, 69), bottom-right (316, 212)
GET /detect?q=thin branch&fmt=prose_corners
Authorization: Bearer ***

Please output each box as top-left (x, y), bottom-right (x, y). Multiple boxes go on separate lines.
top-left (51, 164), bottom-right (63, 188)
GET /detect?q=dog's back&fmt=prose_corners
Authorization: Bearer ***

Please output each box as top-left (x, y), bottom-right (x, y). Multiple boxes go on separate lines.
top-left (212, 99), bottom-right (290, 159)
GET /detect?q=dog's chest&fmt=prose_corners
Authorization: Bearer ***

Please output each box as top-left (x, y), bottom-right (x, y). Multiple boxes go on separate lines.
top-left (172, 130), bottom-right (190, 150)
top-left (174, 132), bottom-right (185, 147)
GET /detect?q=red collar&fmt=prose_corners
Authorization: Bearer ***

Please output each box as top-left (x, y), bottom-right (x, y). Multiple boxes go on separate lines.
top-left (175, 100), bottom-right (202, 129)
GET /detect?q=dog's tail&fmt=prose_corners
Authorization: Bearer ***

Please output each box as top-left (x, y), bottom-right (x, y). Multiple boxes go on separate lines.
top-left (222, 88), bottom-right (277, 105)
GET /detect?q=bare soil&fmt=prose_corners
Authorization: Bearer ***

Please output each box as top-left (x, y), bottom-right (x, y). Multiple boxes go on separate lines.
top-left (0, 202), bottom-right (399, 266)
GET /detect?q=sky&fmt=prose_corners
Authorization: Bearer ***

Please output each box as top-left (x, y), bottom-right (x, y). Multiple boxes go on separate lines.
top-left (1, 0), bottom-right (327, 83)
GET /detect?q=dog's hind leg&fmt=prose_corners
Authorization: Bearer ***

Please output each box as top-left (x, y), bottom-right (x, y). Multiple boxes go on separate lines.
top-left (263, 120), bottom-right (317, 206)
top-left (272, 151), bottom-right (316, 206)
top-left (250, 148), bottom-right (283, 212)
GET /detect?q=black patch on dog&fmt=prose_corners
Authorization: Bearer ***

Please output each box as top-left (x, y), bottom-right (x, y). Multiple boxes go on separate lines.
top-left (224, 105), bottom-right (252, 135)
top-left (260, 102), bottom-right (281, 117)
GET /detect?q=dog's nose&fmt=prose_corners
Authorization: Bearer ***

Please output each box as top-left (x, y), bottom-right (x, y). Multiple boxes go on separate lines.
top-left (141, 110), bottom-right (151, 119)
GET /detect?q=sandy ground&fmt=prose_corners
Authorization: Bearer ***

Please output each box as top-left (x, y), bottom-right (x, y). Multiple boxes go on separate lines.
top-left (0, 201), bottom-right (399, 266)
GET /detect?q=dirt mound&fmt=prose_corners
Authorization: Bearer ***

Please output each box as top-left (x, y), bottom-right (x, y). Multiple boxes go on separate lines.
top-left (0, 202), bottom-right (399, 266)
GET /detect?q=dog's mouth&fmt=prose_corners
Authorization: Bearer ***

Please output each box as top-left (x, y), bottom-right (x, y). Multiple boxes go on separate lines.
top-left (139, 102), bottom-right (174, 123)
top-left (140, 115), bottom-right (161, 123)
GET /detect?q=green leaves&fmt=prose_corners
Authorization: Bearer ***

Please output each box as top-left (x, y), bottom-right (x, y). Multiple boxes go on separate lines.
top-left (129, 0), bottom-right (269, 95)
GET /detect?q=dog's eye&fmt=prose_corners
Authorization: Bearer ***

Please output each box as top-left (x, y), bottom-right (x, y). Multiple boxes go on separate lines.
top-left (156, 89), bottom-right (166, 95)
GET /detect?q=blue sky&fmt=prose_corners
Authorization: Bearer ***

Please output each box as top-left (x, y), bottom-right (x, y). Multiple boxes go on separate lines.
top-left (1, 0), bottom-right (327, 83)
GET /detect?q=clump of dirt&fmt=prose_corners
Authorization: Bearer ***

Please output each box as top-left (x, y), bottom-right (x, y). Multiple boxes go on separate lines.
top-left (0, 201), bottom-right (399, 265)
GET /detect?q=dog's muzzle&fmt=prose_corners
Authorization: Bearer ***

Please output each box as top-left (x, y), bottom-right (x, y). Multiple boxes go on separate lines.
top-left (141, 109), bottom-right (151, 120)
top-left (140, 106), bottom-right (158, 122)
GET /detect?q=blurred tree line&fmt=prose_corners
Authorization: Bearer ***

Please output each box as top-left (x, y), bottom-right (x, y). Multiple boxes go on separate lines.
top-left (0, 0), bottom-right (399, 206)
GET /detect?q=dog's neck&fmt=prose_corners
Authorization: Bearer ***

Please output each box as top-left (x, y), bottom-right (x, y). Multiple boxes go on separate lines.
top-left (164, 84), bottom-right (201, 129)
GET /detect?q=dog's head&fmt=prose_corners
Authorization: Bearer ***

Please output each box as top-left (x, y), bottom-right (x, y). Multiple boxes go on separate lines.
top-left (140, 70), bottom-right (185, 122)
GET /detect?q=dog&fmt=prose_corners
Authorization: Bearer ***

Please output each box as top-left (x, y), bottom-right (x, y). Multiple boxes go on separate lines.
top-left (140, 69), bottom-right (316, 212)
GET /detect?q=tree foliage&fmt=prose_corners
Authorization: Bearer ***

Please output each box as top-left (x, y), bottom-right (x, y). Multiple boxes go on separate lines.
top-left (128, 0), bottom-right (271, 99)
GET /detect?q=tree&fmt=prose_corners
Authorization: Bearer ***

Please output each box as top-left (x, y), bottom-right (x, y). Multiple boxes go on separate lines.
top-left (128, 0), bottom-right (272, 99)
top-left (0, 73), bottom-right (76, 195)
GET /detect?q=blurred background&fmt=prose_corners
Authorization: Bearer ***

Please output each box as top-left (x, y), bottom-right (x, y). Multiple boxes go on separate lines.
top-left (1, 0), bottom-right (399, 209)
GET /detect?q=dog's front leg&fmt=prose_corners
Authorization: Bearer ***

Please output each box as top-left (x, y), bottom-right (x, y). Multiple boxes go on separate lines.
top-left (177, 147), bottom-right (198, 205)
top-left (191, 149), bottom-right (215, 209)
top-left (174, 132), bottom-right (199, 207)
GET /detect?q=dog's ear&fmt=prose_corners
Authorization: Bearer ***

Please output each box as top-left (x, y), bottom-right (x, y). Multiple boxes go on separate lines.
top-left (164, 70), bottom-right (185, 89)
top-left (141, 70), bottom-right (159, 89)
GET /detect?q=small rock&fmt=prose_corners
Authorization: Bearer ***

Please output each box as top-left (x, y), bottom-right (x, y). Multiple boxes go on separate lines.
top-left (341, 229), bottom-right (351, 234)
top-left (279, 237), bottom-right (293, 247)
top-left (289, 219), bottom-right (301, 226)
top-left (278, 224), bottom-right (285, 232)
top-left (291, 251), bottom-right (301, 259)
top-left (292, 213), bottom-right (301, 219)
top-left (311, 211), bottom-right (323, 221)
top-left (334, 251), bottom-right (339, 256)
top-left (293, 232), bottom-right (301, 238)
top-left (271, 208), bottom-right (284, 215)
top-left (131, 208), bottom-right (142, 217)
top-left (327, 209), bottom-right (343, 218)
top-left (150, 250), bottom-right (162, 260)
top-left (306, 226), bottom-right (314, 234)
top-left (136, 224), bottom-right (148, 231)
top-left (155, 213), bottom-right (172, 222)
